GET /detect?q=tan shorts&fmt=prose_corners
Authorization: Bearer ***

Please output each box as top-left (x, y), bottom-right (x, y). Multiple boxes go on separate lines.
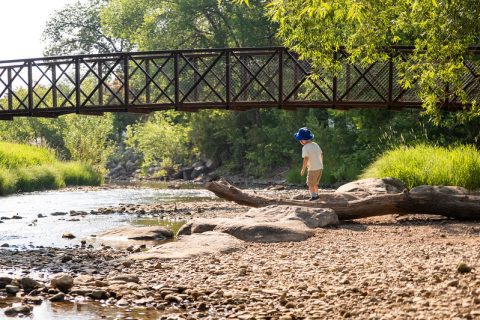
top-left (307, 169), bottom-right (322, 187)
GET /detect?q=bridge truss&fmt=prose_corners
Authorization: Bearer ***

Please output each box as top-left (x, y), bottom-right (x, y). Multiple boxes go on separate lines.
top-left (0, 47), bottom-right (479, 119)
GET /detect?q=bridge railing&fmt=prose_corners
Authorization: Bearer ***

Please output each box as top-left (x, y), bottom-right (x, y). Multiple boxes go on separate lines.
top-left (0, 47), bottom-right (478, 119)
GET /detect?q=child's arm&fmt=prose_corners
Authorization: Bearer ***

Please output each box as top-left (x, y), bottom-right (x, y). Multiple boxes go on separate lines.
top-left (301, 157), bottom-right (309, 176)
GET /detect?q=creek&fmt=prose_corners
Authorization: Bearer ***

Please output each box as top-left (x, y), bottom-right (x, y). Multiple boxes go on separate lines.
top-left (0, 185), bottom-right (216, 319)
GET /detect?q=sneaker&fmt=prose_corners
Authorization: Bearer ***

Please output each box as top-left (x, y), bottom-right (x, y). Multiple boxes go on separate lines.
top-left (308, 196), bottom-right (319, 201)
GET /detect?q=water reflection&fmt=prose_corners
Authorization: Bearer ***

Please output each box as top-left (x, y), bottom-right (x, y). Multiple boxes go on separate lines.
top-left (0, 188), bottom-right (212, 248)
top-left (1, 298), bottom-right (162, 320)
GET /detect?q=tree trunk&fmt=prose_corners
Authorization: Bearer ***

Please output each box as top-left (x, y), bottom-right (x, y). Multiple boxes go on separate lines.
top-left (205, 180), bottom-right (480, 221)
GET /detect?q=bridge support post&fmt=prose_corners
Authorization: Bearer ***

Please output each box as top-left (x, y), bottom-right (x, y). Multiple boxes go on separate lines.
top-left (28, 61), bottom-right (33, 115)
top-left (75, 58), bottom-right (81, 114)
top-left (278, 49), bottom-right (283, 108)
top-left (123, 54), bottom-right (129, 111)
top-left (174, 53), bottom-right (179, 109)
top-left (226, 50), bottom-right (231, 109)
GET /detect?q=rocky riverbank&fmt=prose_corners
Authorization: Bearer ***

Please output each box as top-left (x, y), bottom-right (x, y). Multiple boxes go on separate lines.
top-left (1, 184), bottom-right (480, 319)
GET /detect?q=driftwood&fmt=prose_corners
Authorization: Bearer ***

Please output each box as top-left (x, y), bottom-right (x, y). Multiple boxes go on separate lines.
top-left (205, 180), bottom-right (480, 220)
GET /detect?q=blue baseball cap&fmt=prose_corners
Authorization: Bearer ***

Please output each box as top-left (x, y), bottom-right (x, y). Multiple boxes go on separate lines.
top-left (294, 127), bottom-right (314, 141)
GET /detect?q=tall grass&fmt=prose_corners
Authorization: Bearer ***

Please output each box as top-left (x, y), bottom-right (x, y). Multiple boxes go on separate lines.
top-left (0, 142), bottom-right (56, 168)
top-left (362, 144), bottom-right (480, 190)
top-left (0, 142), bottom-right (102, 195)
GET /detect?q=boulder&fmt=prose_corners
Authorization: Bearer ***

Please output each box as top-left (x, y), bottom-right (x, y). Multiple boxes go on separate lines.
top-left (0, 276), bottom-right (12, 288)
top-left (5, 285), bottom-right (20, 295)
top-left (95, 226), bottom-right (173, 241)
top-left (130, 231), bottom-right (243, 260)
top-left (336, 177), bottom-right (407, 196)
top-left (205, 159), bottom-right (219, 170)
top-left (410, 185), bottom-right (469, 195)
top-left (50, 273), bottom-right (74, 293)
top-left (4, 305), bottom-right (32, 316)
top-left (49, 293), bottom-right (66, 302)
top-left (178, 205), bottom-right (338, 243)
top-left (20, 277), bottom-right (41, 292)
top-left (191, 165), bottom-right (209, 179)
top-left (182, 167), bottom-right (194, 180)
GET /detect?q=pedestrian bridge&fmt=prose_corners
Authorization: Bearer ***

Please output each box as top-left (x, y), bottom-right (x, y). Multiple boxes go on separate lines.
top-left (0, 46), bottom-right (478, 119)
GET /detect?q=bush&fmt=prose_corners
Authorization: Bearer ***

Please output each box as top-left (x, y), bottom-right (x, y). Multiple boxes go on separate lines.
top-left (361, 144), bottom-right (480, 190)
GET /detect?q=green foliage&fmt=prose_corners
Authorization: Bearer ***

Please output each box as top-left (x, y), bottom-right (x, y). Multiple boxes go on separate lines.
top-left (362, 144), bottom-right (480, 190)
top-left (101, 0), bottom-right (278, 49)
top-left (42, 0), bottom-right (130, 55)
top-left (0, 142), bottom-right (101, 195)
top-left (62, 114), bottom-right (116, 172)
top-left (264, 0), bottom-right (480, 118)
top-left (125, 112), bottom-right (192, 174)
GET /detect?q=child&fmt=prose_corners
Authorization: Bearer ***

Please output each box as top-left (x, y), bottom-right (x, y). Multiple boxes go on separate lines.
top-left (294, 127), bottom-right (323, 201)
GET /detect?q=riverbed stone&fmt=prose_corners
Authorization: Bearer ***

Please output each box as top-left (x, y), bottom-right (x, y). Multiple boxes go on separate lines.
top-left (21, 277), bottom-right (41, 292)
top-left (130, 231), bottom-right (243, 260)
top-left (336, 177), bottom-right (407, 196)
top-left (178, 205), bottom-right (338, 242)
top-left (0, 276), bottom-right (12, 288)
top-left (109, 274), bottom-right (140, 283)
top-left (62, 232), bottom-right (76, 239)
top-left (410, 185), bottom-right (470, 195)
top-left (4, 305), bottom-right (32, 316)
top-left (95, 226), bottom-right (174, 241)
top-left (50, 273), bottom-right (74, 292)
top-left (49, 292), bottom-right (66, 302)
top-left (5, 285), bottom-right (20, 295)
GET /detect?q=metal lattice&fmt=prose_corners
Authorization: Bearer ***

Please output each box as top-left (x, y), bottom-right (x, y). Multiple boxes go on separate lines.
top-left (0, 46), bottom-right (478, 119)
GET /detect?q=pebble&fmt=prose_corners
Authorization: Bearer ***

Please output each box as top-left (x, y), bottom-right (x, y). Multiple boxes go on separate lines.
top-left (0, 196), bottom-right (479, 319)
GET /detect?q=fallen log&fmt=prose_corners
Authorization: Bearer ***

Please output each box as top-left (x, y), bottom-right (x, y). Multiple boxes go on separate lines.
top-left (205, 179), bottom-right (480, 220)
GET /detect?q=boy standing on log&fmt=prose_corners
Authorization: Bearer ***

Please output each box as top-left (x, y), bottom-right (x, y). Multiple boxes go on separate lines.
top-left (294, 127), bottom-right (323, 201)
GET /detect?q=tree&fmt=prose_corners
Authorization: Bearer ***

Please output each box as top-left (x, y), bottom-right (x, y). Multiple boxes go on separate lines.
top-left (237, 0), bottom-right (480, 118)
top-left (100, 0), bottom-right (278, 49)
top-left (42, 0), bottom-right (131, 55)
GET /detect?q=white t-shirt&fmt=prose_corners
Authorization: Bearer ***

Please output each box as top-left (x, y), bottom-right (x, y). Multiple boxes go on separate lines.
top-left (302, 141), bottom-right (323, 171)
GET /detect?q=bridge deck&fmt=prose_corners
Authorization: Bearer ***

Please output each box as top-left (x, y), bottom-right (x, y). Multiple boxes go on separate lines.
top-left (0, 47), bottom-right (479, 119)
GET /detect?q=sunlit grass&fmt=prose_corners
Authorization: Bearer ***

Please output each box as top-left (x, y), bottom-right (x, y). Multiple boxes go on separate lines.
top-left (362, 144), bottom-right (480, 190)
top-left (0, 142), bottom-right (102, 195)
top-left (0, 141), bottom-right (56, 168)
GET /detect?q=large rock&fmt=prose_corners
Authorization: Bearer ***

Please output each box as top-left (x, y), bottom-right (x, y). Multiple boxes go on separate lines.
top-left (0, 276), bottom-right (12, 288)
top-left (20, 277), bottom-right (41, 292)
top-left (95, 226), bottom-right (174, 241)
top-left (50, 273), bottom-right (74, 293)
top-left (130, 232), bottom-right (243, 260)
top-left (336, 177), bottom-right (407, 196)
top-left (178, 205), bottom-right (338, 243)
top-left (410, 185), bottom-right (469, 195)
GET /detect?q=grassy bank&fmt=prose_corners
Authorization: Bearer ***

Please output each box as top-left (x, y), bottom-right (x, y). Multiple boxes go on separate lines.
top-left (0, 142), bottom-right (102, 195)
top-left (362, 144), bottom-right (480, 190)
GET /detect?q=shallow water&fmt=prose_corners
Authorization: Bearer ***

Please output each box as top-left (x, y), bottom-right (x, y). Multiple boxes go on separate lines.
top-left (1, 298), bottom-right (163, 319)
top-left (0, 186), bottom-right (215, 319)
top-left (0, 187), bottom-right (215, 249)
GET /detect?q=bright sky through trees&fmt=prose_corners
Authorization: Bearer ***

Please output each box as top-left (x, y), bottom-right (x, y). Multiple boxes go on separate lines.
top-left (0, 0), bottom-right (73, 60)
